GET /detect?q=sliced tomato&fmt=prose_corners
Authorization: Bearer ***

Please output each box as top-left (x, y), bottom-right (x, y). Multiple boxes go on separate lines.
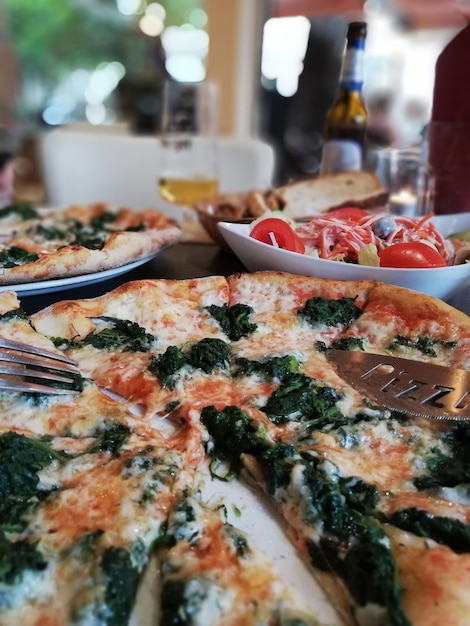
top-left (378, 242), bottom-right (447, 268)
top-left (326, 207), bottom-right (369, 222)
top-left (249, 218), bottom-right (305, 254)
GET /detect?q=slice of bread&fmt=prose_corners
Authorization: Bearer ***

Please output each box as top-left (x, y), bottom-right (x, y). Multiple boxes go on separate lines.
top-left (278, 171), bottom-right (389, 220)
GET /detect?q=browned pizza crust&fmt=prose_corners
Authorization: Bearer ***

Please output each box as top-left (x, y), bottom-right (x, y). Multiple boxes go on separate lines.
top-left (367, 282), bottom-right (470, 330)
top-left (0, 227), bottom-right (181, 284)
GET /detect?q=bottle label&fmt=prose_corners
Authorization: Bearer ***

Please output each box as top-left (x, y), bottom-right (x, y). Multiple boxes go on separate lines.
top-left (320, 139), bottom-right (362, 174)
top-left (340, 47), bottom-right (364, 91)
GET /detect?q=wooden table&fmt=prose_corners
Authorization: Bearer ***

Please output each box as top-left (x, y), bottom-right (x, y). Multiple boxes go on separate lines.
top-left (19, 243), bottom-right (247, 315)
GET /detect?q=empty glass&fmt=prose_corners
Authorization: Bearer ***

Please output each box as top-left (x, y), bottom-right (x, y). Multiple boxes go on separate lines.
top-left (374, 148), bottom-right (435, 217)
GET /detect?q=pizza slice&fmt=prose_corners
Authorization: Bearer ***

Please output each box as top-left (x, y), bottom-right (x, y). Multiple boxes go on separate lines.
top-left (30, 276), bottom-right (236, 419)
top-left (335, 283), bottom-right (470, 369)
top-left (200, 389), bottom-right (470, 626)
top-left (157, 492), bottom-right (324, 626)
top-left (0, 415), bottom-right (200, 626)
top-left (0, 202), bottom-right (40, 239)
top-left (199, 403), bottom-right (413, 625)
top-left (0, 202), bottom-right (181, 285)
top-left (225, 271), bottom-right (372, 359)
top-left (223, 272), bottom-right (391, 425)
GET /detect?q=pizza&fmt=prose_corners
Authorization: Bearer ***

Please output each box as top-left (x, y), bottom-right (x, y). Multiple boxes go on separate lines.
top-left (1, 270), bottom-right (470, 625)
top-left (0, 202), bottom-right (181, 284)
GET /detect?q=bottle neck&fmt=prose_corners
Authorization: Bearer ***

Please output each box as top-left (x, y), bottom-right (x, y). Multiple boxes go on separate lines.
top-left (339, 37), bottom-right (365, 92)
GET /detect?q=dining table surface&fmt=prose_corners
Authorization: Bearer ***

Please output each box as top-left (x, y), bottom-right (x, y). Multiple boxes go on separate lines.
top-left (19, 242), bottom-right (247, 315)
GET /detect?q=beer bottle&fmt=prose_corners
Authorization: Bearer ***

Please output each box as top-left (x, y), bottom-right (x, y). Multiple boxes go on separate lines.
top-left (320, 21), bottom-right (368, 174)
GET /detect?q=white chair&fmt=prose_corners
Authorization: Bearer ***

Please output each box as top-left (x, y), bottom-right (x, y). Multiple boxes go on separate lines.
top-left (38, 128), bottom-right (276, 219)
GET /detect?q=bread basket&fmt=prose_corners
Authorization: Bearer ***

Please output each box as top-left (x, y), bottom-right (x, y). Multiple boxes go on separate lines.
top-left (195, 190), bottom-right (283, 250)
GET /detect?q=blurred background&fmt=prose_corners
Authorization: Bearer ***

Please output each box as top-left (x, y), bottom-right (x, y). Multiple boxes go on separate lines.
top-left (0, 0), bottom-right (466, 201)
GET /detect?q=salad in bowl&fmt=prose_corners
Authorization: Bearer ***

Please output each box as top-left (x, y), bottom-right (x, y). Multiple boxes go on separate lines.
top-left (248, 208), bottom-right (464, 268)
top-left (218, 209), bottom-right (470, 301)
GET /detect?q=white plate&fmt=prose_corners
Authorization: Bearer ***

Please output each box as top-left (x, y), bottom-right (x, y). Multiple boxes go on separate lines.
top-left (219, 213), bottom-right (470, 301)
top-left (0, 254), bottom-right (157, 297)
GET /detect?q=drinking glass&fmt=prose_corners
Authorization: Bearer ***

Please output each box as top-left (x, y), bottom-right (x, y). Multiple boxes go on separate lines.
top-left (157, 81), bottom-right (219, 220)
top-left (374, 148), bottom-right (435, 217)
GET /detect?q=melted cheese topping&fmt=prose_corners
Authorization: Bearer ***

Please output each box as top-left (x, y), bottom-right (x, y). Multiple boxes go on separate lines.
top-left (2, 274), bottom-right (470, 626)
top-left (311, 419), bottom-right (447, 492)
top-left (160, 495), bottom-right (318, 625)
top-left (388, 526), bottom-right (470, 626)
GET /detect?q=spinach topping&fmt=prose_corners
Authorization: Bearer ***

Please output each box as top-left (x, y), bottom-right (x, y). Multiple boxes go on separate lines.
top-left (297, 296), bottom-right (361, 328)
top-left (68, 233), bottom-right (105, 250)
top-left (256, 444), bottom-right (410, 625)
top-left (72, 530), bottom-right (105, 561)
top-left (149, 346), bottom-right (187, 389)
top-left (230, 531), bottom-right (248, 557)
top-left (342, 540), bottom-right (409, 625)
top-left (388, 334), bottom-right (457, 357)
top-left (160, 579), bottom-right (209, 626)
top-left (31, 223), bottom-right (74, 241)
top-left (186, 338), bottom-right (230, 373)
top-left (0, 307), bottom-right (28, 321)
top-left (387, 507), bottom-right (470, 554)
top-left (75, 317), bottom-right (156, 352)
top-left (202, 412), bottom-right (410, 624)
top-left (85, 422), bottom-right (131, 457)
top-left (148, 338), bottom-right (230, 388)
top-left (414, 426), bottom-right (470, 491)
top-left (0, 203), bottom-right (38, 221)
top-left (0, 246), bottom-right (39, 268)
top-left (233, 354), bottom-right (300, 381)
top-left (0, 431), bottom-right (68, 531)
top-left (330, 336), bottom-right (365, 351)
top-left (0, 531), bottom-right (47, 587)
top-left (201, 405), bottom-right (267, 463)
top-left (68, 213), bottom-right (144, 249)
top-left (123, 454), bottom-right (179, 504)
top-left (205, 303), bottom-right (257, 341)
top-left (29, 212), bottom-right (108, 249)
top-left (262, 373), bottom-right (345, 429)
top-left (89, 211), bottom-right (118, 229)
top-left (101, 547), bottom-right (140, 626)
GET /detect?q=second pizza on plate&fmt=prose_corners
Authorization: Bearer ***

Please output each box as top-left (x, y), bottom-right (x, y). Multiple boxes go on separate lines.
top-left (0, 202), bottom-right (181, 284)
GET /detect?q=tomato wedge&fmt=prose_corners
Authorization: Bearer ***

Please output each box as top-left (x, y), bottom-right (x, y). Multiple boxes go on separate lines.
top-left (249, 218), bottom-right (305, 254)
top-left (378, 242), bottom-right (447, 268)
top-left (326, 207), bottom-right (369, 222)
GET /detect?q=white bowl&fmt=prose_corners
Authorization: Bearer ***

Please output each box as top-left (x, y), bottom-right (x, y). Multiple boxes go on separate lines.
top-left (218, 213), bottom-right (470, 302)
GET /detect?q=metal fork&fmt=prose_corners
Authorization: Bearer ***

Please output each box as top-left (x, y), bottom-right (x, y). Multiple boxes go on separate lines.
top-left (0, 338), bottom-right (82, 395)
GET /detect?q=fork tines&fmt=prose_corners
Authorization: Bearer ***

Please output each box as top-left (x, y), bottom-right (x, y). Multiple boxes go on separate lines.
top-left (0, 338), bottom-right (82, 395)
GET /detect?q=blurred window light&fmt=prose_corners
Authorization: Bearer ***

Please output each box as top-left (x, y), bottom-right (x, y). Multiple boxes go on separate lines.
top-left (85, 63), bottom-right (123, 105)
top-left (162, 25), bottom-right (209, 58)
top-left (139, 14), bottom-right (164, 36)
top-left (276, 71), bottom-right (302, 98)
top-left (108, 61), bottom-right (126, 81)
top-left (43, 105), bottom-right (67, 126)
top-left (86, 103), bottom-right (107, 125)
top-left (165, 53), bottom-right (205, 82)
top-left (146, 2), bottom-right (166, 20)
top-left (261, 16), bottom-right (311, 96)
top-left (116, 0), bottom-right (144, 16)
top-left (187, 8), bottom-right (208, 29)
top-left (69, 69), bottom-right (91, 94)
top-left (49, 93), bottom-right (75, 116)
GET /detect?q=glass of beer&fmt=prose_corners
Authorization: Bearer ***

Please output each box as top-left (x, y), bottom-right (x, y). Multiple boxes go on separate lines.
top-left (157, 80), bottom-right (219, 219)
